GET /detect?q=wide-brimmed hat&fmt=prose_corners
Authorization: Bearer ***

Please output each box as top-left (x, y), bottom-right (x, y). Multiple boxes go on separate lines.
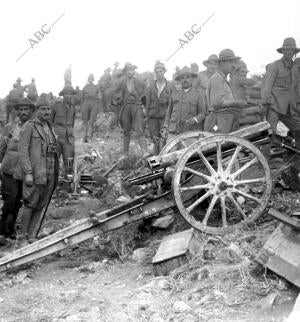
top-left (175, 66), bottom-right (198, 81)
top-left (16, 77), bottom-right (22, 82)
top-left (59, 85), bottom-right (76, 96)
top-left (123, 62), bottom-right (137, 73)
top-left (154, 61), bottom-right (166, 72)
top-left (36, 95), bottom-right (51, 108)
top-left (277, 37), bottom-right (300, 54)
top-left (218, 49), bottom-right (241, 62)
top-left (203, 54), bottom-right (218, 66)
top-left (88, 73), bottom-right (94, 81)
top-left (14, 97), bottom-right (35, 109)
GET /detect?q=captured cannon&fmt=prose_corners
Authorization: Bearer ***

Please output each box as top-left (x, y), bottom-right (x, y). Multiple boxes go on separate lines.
top-left (0, 122), bottom-right (274, 271)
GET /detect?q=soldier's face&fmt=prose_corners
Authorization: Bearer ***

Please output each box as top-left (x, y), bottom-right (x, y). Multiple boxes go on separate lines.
top-left (180, 75), bottom-right (193, 89)
top-left (282, 48), bottom-right (295, 60)
top-left (207, 61), bottom-right (218, 73)
top-left (37, 105), bottom-right (51, 121)
top-left (126, 70), bottom-right (134, 78)
top-left (155, 68), bottom-right (165, 81)
top-left (18, 106), bottom-right (32, 122)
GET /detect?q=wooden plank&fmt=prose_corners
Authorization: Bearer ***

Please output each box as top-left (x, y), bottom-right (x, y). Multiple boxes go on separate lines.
top-left (269, 208), bottom-right (300, 230)
top-left (256, 224), bottom-right (300, 287)
top-left (152, 229), bottom-right (201, 276)
top-left (0, 193), bottom-right (175, 272)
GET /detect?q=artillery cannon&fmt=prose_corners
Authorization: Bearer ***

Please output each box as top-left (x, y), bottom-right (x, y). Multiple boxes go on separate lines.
top-left (0, 122), bottom-right (274, 271)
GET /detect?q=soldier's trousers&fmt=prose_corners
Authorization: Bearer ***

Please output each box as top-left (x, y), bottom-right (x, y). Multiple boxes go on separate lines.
top-left (58, 140), bottom-right (75, 176)
top-left (204, 111), bottom-right (240, 134)
top-left (148, 117), bottom-right (165, 155)
top-left (0, 173), bottom-right (22, 237)
top-left (267, 108), bottom-right (300, 149)
top-left (16, 176), bottom-right (56, 239)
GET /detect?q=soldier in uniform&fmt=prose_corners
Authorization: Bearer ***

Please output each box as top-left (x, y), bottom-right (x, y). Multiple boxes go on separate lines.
top-left (14, 96), bottom-right (59, 246)
top-left (162, 66), bottom-right (206, 143)
top-left (0, 98), bottom-right (35, 244)
top-left (51, 85), bottom-right (76, 176)
top-left (112, 63), bottom-right (148, 157)
top-left (204, 49), bottom-right (247, 133)
top-left (82, 74), bottom-right (100, 142)
top-left (193, 54), bottom-right (218, 99)
top-left (145, 61), bottom-right (172, 155)
top-left (262, 37), bottom-right (300, 149)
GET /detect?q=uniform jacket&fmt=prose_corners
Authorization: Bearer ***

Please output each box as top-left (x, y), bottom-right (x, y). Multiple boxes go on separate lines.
top-left (262, 58), bottom-right (294, 114)
top-left (82, 83), bottom-right (99, 100)
top-left (0, 120), bottom-right (24, 175)
top-left (14, 117), bottom-right (58, 185)
top-left (164, 88), bottom-right (206, 134)
top-left (206, 71), bottom-right (235, 111)
top-left (112, 76), bottom-right (146, 104)
top-left (145, 79), bottom-right (172, 119)
top-left (50, 101), bottom-right (76, 144)
top-left (193, 70), bottom-right (214, 95)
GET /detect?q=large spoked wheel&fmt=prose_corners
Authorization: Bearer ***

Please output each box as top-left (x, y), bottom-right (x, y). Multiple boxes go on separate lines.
top-left (159, 131), bottom-right (211, 156)
top-left (172, 135), bottom-right (272, 234)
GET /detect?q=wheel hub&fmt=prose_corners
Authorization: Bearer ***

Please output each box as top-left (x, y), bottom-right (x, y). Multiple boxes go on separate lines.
top-left (218, 181), bottom-right (228, 191)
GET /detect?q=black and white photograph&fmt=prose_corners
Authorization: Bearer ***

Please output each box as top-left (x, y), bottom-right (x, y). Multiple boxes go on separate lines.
top-left (0, 0), bottom-right (299, 321)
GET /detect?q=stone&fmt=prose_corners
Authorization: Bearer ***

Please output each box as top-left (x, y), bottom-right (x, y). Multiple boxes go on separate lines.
top-left (151, 214), bottom-right (175, 229)
top-left (173, 300), bottom-right (191, 313)
top-left (132, 248), bottom-right (148, 263)
top-left (64, 307), bottom-right (101, 321)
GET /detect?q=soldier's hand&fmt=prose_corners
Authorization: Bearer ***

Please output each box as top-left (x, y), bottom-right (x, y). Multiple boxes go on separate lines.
top-left (235, 100), bottom-right (248, 108)
top-left (185, 118), bottom-right (197, 127)
top-left (25, 174), bottom-right (33, 187)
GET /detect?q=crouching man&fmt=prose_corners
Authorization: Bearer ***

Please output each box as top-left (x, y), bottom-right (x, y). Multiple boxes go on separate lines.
top-left (0, 98), bottom-right (35, 244)
top-left (14, 96), bottom-right (59, 247)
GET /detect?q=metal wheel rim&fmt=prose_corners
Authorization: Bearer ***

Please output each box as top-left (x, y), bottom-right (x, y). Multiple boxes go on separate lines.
top-left (172, 135), bottom-right (272, 234)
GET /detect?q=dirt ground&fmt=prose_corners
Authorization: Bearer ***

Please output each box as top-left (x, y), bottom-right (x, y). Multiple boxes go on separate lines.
top-left (0, 117), bottom-right (299, 322)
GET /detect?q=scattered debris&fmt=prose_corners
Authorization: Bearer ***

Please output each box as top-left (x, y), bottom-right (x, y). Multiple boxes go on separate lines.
top-left (151, 214), bottom-right (175, 229)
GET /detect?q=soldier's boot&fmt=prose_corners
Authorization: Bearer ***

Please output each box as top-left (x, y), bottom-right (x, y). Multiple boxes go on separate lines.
top-left (15, 206), bottom-right (32, 248)
top-left (28, 209), bottom-right (43, 241)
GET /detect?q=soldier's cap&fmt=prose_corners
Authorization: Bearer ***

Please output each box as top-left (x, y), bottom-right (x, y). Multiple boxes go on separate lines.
top-left (203, 54), bottom-right (219, 66)
top-left (175, 66), bottom-right (198, 81)
top-left (154, 61), bottom-right (166, 72)
top-left (16, 77), bottom-right (22, 82)
top-left (123, 62), bottom-right (137, 73)
top-left (218, 49), bottom-right (241, 62)
top-left (36, 95), bottom-right (51, 108)
top-left (59, 85), bottom-right (76, 96)
top-left (88, 73), bottom-right (94, 81)
top-left (277, 37), bottom-right (300, 54)
top-left (14, 97), bottom-right (35, 109)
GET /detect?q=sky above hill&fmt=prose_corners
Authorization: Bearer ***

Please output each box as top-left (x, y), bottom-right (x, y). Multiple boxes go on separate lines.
top-left (0, 0), bottom-right (299, 97)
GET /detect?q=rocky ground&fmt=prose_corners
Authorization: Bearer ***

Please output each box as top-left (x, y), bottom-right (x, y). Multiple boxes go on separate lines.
top-left (0, 117), bottom-right (299, 322)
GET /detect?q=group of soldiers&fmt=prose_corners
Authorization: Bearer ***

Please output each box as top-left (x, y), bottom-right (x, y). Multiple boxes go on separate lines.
top-left (0, 36), bottom-right (300, 248)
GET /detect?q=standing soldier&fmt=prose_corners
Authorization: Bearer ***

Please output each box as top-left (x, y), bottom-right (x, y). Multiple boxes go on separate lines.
top-left (0, 98), bottom-right (35, 244)
top-left (26, 78), bottom-right (38, 103)
top-left (162, 66), bottom-right (206, 143)
top-left (145, 61), bottom-right (172, 155)
top-left (193, 55), bottom-right (218, 98)
top-left (82, 74), bottom-right (100, 142)
top-left (204, 49), bottom-right (247, 133)
top-left (14, 96), bottom-right (59, 246)
top-left (51, 85), bottom-right (76, 177)
top-left (262, 37), bottom-right (300, 149)
top-left (112, 63), bottom-right (148, 158)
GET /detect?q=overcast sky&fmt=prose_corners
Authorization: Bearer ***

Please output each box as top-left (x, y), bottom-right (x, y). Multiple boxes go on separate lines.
top-left (0, 0), bottom-right (299, 97)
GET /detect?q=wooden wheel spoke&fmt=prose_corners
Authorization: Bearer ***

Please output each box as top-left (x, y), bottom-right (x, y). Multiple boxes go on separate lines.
top-left (180, 141), bottom-right (188, 148)
top-left (232, 157), bottom-right (258, 178)
top-left (227, 192), bottom-right (247, 220)
top-left (232, 188), bottom-right (260, 203)
top-left (216, 142), bottom-right (223, 172)
top-left (197, 151), bottom-right (217, 176)
top-left (187, 190), bottom-right (211, 213)
top-left (202, 195), bottom-right (219, 226)
top-left (220, 196), bottom-right (227, 227)
top-left (225, 145), bottom-right (241, 173)
top-left (234, 177), bottom-right (266, 185)
top-left (183, 166), bottom-right (211, 182)
top-left (180, 184), bottom-right (210, 192)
